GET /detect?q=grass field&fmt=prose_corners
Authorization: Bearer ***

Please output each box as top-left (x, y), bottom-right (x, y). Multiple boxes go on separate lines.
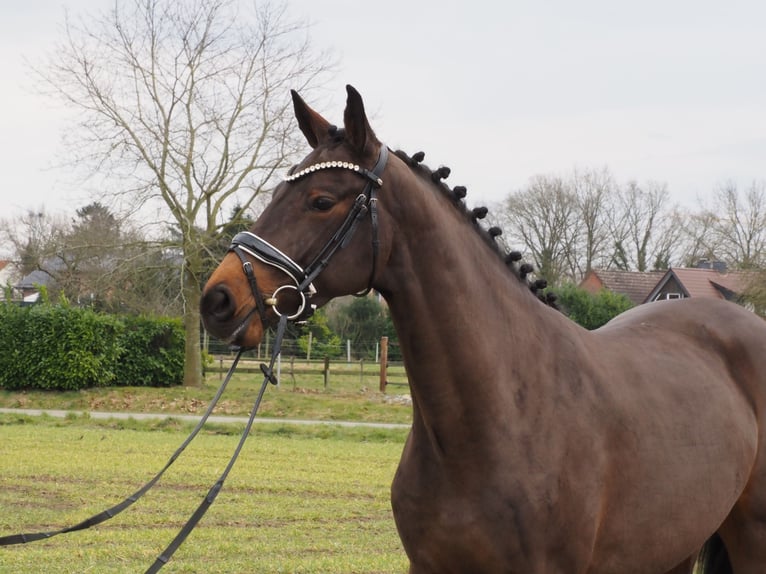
top-left (0, 414), bottom-right (410, 573)
top-left (0, 357), bottom-right (413, 425)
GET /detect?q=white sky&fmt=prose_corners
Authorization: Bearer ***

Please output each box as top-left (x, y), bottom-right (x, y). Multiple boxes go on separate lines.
top-left (1, 0), bottom-right (765, 221)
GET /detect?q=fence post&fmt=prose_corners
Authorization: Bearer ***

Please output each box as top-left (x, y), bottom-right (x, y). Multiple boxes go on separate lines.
top-left (307, 331), bottom-right (312, 361)
top-left (323, 356), bottom-right (330, 389)
top-left (379, 336), bottom-right (388, 393)
top-left (359, 358), bottom-right (364, 386)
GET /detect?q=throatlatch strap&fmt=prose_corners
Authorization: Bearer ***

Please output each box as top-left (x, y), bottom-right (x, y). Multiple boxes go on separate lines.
top-left (0, 350), bottom-right (246, 547)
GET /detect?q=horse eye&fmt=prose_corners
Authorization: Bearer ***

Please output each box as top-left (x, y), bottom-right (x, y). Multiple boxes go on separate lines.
top-left (311, 196), bottom-right (336, 211)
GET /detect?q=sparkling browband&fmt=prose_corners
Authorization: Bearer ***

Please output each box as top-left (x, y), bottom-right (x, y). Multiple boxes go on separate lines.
top-left (283, 161), bottom-right (382, 185)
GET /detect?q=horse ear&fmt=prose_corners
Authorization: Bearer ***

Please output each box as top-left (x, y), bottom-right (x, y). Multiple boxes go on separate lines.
top-left (343, 85), bottom-right (379, 155)
top-left (291, 90), bottom-right (331, 149)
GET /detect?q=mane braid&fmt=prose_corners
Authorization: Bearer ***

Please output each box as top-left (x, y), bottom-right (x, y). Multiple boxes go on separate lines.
top-left (393, 149), bottom-right (559, 309)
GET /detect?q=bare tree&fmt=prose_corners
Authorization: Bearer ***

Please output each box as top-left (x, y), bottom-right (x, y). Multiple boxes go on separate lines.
top-left (38, 0), bottom-right (333, 385)
top-left (501, 174), bottom-right (581, 284)
top-left (677, 208), bottom-right (721, 267)
top-left (499, 171), bottom-right (685, 282)
top-left (1, 203), bottom-right (178, 312)
top-left (568, 166), bottom-right (617, 278)
top-left (497, 168), bottom-right (619, 283)
top-left (608, 180), bottom-right (681, 272)
top-left (1, 209), bottom-right (64, 279)
top-left (710, 180), bottom-right (766, 269)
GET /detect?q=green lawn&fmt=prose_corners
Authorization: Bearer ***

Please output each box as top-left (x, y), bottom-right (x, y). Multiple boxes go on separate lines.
top-left (0, 357), bottom-right (413, 425)
top-left (0, 415), bottom-right (409, 573)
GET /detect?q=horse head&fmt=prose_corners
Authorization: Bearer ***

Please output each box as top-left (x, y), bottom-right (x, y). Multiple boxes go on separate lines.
top-left (200, 85), bottom-right (392, 348)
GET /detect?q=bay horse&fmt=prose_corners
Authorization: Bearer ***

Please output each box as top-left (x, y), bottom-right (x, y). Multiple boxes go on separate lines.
top-left (200, 85), bottom-right (766, 573)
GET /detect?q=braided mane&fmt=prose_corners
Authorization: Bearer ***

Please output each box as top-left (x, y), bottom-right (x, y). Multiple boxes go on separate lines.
top-left (393, 149), bottom-right (558, 309)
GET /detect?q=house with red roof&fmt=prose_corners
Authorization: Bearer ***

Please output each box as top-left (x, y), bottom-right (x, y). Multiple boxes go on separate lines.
top-left (580, 269), bottom-right (665, 306)
top-left (580, 261), bottom-right (757, 309)
top-left (644, 265), bottom-right (750, 304)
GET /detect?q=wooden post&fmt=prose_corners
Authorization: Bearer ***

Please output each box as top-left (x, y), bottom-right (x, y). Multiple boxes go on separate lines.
top-left (359, 358), bottom-right (364, 386)
top-left (323, 356), bottom-right (330, 389)
top-left (379, 336), bottom-right (388, 393)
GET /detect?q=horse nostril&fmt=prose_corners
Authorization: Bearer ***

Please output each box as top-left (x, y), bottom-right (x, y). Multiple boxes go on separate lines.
top-left (200, 284), bottom-right (236, 322)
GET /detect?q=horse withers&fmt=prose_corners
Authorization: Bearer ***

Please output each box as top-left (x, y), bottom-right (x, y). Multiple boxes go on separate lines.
top-left (200, 85), bottom-right (766, 573)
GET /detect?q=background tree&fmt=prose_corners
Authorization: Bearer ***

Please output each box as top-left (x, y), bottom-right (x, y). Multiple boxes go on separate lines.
top-left (740, 269), bottom-right (766, 317)
top-left (2, 202), bottom-right (181, 313)
top-left (54, 203), bottom-right (132, 306)
top-left (677, 209), bottom-right (722, 267)
top-left (567, 166), bottom-right (616, 278)
top-left (608, 180), bottom-right (680, 272)
top-left (329, 296), bottom-right (394, 360)
top-left (40, 0), bottom-right (333, 385)
top-left (498, 171), bottom-right (685, 281)
top-left (500, 174), bottom-right (580, 284)
top-left (296, 309), bottom-right (342, 359)
top-left (497, 168), bottom-right (618, 283)
top-left (709, 180), bottom-right (766, 269)
top-left (2, 209), bottom-right (63, 278)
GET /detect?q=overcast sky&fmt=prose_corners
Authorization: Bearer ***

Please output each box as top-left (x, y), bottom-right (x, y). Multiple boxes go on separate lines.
top-left (2, 0), bottom-right (765, 221)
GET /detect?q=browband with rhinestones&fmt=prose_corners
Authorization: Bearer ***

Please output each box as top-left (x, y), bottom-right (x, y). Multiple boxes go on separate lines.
top-left (284, 161), bottom-right (363, 182)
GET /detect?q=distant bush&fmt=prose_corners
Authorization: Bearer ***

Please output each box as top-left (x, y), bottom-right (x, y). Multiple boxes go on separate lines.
top-left (556, 283), bottom-right (634, 330)
top-left (112, 315), bottom-right (184, 387)
top-left (0, 303), bottom-right (184, 390)
top-left (297, 309), bottom-right (343, 359)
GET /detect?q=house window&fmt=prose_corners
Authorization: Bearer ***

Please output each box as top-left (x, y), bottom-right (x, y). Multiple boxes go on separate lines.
top-left (654, 292), bottom-right (684, 301)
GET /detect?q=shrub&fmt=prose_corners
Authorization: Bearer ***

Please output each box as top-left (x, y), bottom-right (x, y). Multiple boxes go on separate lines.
top-left (0, 303), bottom-right (122, 390)
top-left (329, 297), bottom-right (395, 359)
top-left (0, 303), bottom-right (184, 390)
top-left (112, 315), bottom-right (184, 387)
top-left (556, 283), bottom-right (634, 330)
top-left (297, 308), bottom-right (343, 359)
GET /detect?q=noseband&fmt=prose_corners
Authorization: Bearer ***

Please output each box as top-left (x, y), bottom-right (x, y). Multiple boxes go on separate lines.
top-left (229, 144), bottom-right (389, 327)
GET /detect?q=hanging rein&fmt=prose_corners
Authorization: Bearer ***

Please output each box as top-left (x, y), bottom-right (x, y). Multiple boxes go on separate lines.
top-left (0, 144), bottom-right (389, 573)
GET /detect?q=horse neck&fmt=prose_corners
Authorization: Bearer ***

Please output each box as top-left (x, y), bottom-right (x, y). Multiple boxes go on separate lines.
top-left (376, 167), bottom-right (577, 448)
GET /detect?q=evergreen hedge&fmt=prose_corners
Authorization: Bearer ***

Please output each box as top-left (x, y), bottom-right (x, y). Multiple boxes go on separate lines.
top-left (555, 283), bottom-right (635, 330)
top-left (113, 315), bottom-right (185, 387)
top-left (0, 303), bottom-right (184, 390)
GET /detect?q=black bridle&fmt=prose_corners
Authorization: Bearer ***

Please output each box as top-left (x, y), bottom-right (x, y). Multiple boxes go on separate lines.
top-left (229, 144), bottom-right (389, 327)
top-left (0, 145), bottom-right (389, 572)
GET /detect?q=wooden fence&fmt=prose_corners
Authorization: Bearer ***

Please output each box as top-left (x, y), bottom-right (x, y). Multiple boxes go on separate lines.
top-left (206, 337), bottom-right (408, 393)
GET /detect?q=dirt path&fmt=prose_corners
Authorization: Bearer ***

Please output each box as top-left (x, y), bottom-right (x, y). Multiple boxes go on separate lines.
top-left (0, 407), bottom-right (410, 429)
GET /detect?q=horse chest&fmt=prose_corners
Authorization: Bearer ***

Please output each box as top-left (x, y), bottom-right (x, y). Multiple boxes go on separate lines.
top-left (391, 446), bottom-right (590, 573)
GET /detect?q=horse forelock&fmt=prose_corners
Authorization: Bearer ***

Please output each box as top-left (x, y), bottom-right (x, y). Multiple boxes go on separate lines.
top-left (392, 149), bottom-right (559, 310)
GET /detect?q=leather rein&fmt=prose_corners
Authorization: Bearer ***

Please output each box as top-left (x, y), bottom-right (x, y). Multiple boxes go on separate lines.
top-left (0, 145), bottom-right (389, 573)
